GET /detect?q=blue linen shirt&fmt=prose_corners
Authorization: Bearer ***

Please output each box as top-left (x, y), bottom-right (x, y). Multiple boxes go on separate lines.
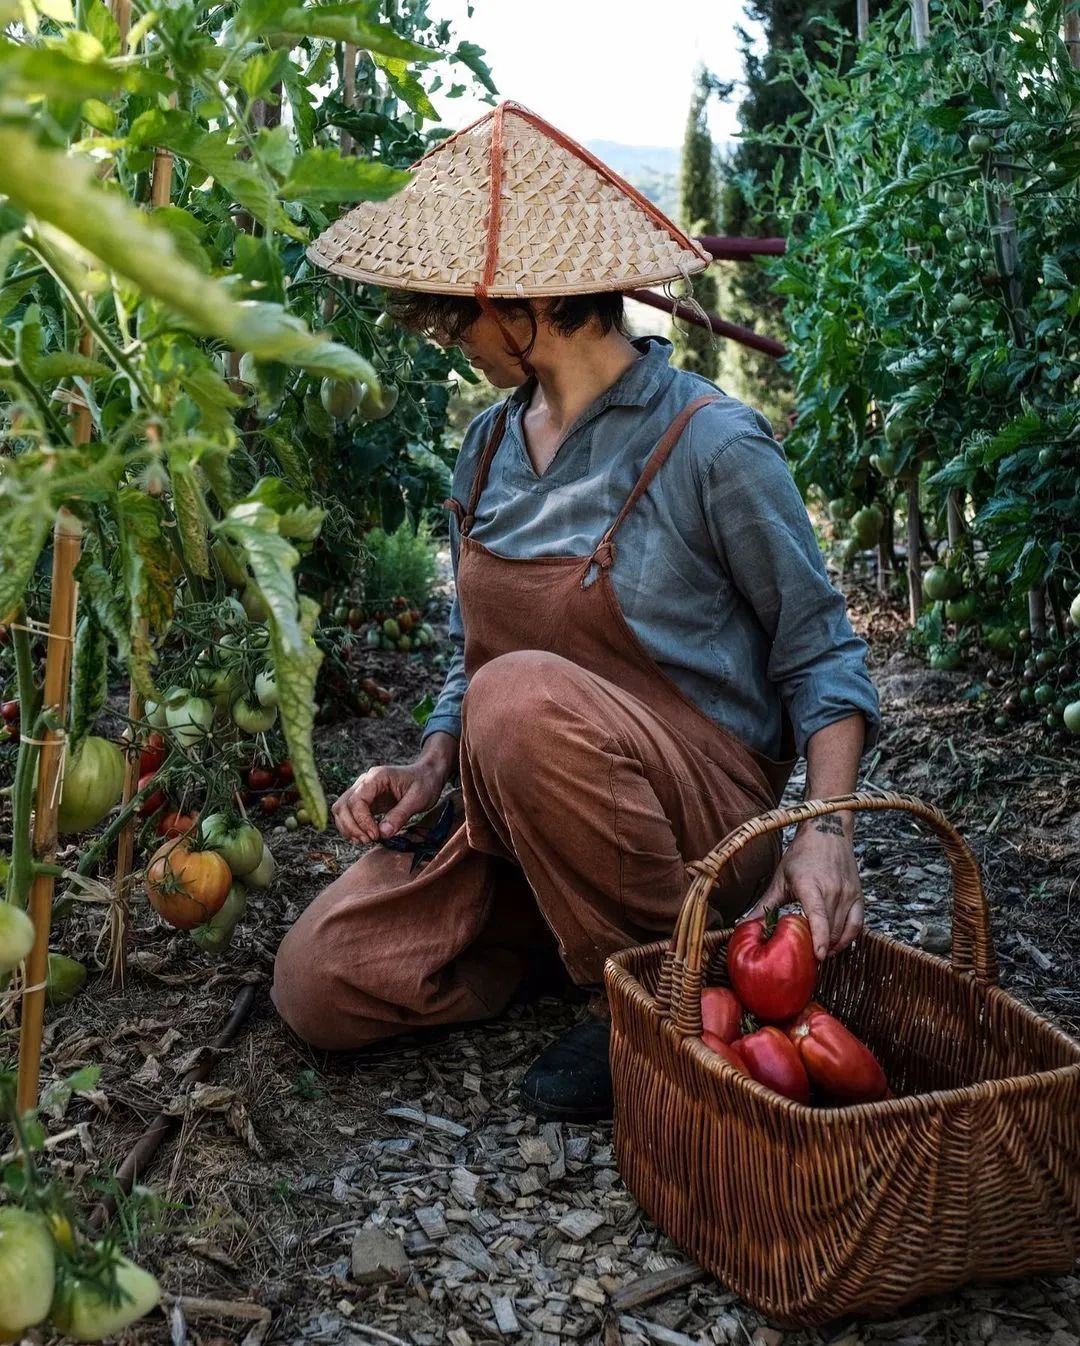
top-left (424, 335), bottom-right (881, 761)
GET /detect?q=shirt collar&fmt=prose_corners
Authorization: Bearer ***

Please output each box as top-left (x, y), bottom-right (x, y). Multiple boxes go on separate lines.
top-left (509, 335), bottom-right (676, 413)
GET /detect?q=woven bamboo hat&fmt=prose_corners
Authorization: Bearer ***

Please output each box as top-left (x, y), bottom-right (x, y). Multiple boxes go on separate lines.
top-left (307, 101), bottom-right (710, 300)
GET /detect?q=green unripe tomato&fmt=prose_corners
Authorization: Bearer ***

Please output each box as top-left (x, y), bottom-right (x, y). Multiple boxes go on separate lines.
top-left (968, 131), bottom-right (993, 155)
top-left (357, 381), bottom-right (400, 421)
top-left (944, 593), bottom-right (978, 623)
top-left (254, 669), bottom-right (278, 708)
top-left (945, 225), bottom-right (966, 245)
top-left (241, 585), bottom-right (270, 622)
top-left (1070, 593), bottom-right (1080, 627)
top-left (0, 1208), bottom-right (55, 1339)
top-left (948, 293), bottom-right (973, 315)
top-left (231, 697), bottom-right (278, 734)
top-left (923, 565), bottom-right (963, 603)
top-left (1034, 682), bottom-right (1055, 708)
top-left (1037, 446), bottom-right (1058, 468)
top-left (1064, 701), bottom-right (1080, 735)
top-left (320, 377), bottom-right (363, 420)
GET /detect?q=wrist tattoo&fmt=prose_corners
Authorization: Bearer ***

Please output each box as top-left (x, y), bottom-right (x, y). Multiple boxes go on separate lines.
top-left (806, 815), bottom-right (845, 837)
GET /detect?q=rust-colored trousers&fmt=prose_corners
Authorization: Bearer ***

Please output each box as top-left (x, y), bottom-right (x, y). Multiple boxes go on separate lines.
top-left (273, 394), bottom-right (792, 1050)
top-left (272, 652), bottom-right (780, 1050)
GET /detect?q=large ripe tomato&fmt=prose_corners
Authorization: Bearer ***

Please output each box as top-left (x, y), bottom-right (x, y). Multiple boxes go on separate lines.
top-left (700, 987), bottom-right (741, 1044)
top-left (0, 1207), bottom-right (55, 1339)
top-left (788, 1007), bottom-right (889, 1105)
top-left (735, 1026), bottom-right (811, 1104)
top-left (0, 902), bottom-right (35, 976)
top-left (58, 736), bottom-right (126, 834)
top-left (200, 812), bottom-right (263, 877)
top-left (146, 840), bottom-right (231, 929)
top-left (702, 1033), bottom-right (750, 1075)
top-left (726, 911), bottom-right (818, 1023)
top-left (138, 731), bottom-right (167, 775)
top-left (247, 766), bottom-right (274, 791)
top-left (49, 1252), bottom-right (160, 1341)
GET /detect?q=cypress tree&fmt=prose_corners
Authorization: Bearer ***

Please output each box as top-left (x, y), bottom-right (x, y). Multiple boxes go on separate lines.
top-left (673, 67), bottom-right (727, 381)
top-left (720, 0), bottom-right (856, 414)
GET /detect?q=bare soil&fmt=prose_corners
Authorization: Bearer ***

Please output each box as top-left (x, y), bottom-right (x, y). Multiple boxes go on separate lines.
top-left (6, 576), bottom-right (1080, 1346)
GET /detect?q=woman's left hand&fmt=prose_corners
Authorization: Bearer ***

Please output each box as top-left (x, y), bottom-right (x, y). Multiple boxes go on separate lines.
top-left (743, 816), bottom-right (864, 962)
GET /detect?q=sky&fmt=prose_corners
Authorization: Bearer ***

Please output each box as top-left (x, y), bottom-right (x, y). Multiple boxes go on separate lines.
top-left (433, 0), bottom-right (759, 149)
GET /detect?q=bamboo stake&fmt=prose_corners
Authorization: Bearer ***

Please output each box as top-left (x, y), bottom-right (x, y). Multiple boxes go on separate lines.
top-left (910, 0), bottom-right (930, 48)
top-left (110, 145), bottom-right (174, 986)
top-left (341, 42), bottom-right (357, 156)
top-left (16, 509), bottom-right (83, 1114)
top-left (857, 0), bottom-right (870, 40)
top-left (906, 480), bottom-right (922, 623)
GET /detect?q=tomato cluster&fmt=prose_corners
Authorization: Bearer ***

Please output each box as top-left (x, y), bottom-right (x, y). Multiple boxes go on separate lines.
top-left (701, 912), bottom-right (890, 1107)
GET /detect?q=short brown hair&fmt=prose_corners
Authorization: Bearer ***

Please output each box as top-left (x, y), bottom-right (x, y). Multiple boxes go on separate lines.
top-left (383, 290), bottom-right (627, 345)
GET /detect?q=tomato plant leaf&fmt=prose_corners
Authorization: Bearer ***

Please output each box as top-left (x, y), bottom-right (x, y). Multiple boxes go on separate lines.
top-left (167, 452), bottom-right (211, 579)
top-left (278, 148), bottom-right (411, 203)
top-left (371, 53), bottom-right (438, 122)
top-left (0, 127), bottom-right (378, 380)
top-left (69, 612), bottom-right (108, 754)
top-left (216, 501), bottom-right (326, 827)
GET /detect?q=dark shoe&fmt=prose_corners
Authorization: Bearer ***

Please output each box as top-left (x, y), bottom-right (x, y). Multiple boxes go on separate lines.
top-left (520, 1018), bottom-right (613, 1122)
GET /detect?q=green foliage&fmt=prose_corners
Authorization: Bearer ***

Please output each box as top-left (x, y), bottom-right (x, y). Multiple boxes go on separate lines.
top-left (362, 519), bottom-right (440, 611)
top-left (0, 0), bottom-right (496, 828)
top-left (760, 0), bottom-right (1079, 654)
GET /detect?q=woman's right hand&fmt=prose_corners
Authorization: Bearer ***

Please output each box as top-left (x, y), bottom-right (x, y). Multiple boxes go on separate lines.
top-left (332, 732), bottom-right (458, 844)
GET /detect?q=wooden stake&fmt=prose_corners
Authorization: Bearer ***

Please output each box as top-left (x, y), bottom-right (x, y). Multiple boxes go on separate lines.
top-left (906, 479), bottom-right (922, 623)
top-left (341, 43), bottom-right (357, 156)
top-left (16, 509), bottom-right (83, 1114)
top-left (857, 0), bottom-right (870, 40)
top-left (910, 0), bottom-right (930, 48)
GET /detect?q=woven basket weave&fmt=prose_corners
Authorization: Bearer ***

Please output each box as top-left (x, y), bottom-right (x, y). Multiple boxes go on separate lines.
top-left (307, 100), bottom-right (710, 297)
top-left (605, 791), bottom-right (1080, 1327)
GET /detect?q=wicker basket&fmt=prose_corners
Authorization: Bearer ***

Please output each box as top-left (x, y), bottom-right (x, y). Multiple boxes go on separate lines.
top-left (605, 791), bottom-right (1080, 1327)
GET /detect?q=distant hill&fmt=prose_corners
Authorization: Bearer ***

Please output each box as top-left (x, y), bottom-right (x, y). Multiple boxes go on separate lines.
top-left (585, 139), bottom-right (736, 223)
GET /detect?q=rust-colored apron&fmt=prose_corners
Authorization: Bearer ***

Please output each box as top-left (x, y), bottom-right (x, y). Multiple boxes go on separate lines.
top-left (272, 394), bottom-right (796, 1049)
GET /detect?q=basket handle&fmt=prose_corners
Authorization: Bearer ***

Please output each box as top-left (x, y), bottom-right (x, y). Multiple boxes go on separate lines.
top-left (658, 790), bottom-right (997, 1038)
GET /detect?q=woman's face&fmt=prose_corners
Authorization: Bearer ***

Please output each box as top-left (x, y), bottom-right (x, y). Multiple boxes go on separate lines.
top-left (439, 309), bottom-right (532, 389)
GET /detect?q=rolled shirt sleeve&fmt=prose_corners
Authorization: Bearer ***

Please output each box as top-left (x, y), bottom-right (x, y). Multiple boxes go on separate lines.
top-left (702, 429), bottom-right (882, 759)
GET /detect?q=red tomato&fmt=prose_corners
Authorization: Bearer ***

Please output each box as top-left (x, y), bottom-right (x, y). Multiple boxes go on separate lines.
top-left (736, 1026), bottom-right (811, 1104)
top-left (1, 699), bottom-right (19, 724)
top-left (136, 773), bottom-right (164, 817)
top-left (788, 1007), bottom-right (889, 1105)
top-left (139, 731), bottom-right (166, 775)
top-left (260, 793), bottom-right (280, 814)
top-left (702, 1033), bottom-right (750, 1074)
top-left (275, 761), bottom-right (294, 785)
top-left (247, 767), bottom-right (274, 791)
top-left (158, 810), bottom-right (199, 839)
top-left (700, 987), bottom-right (742, 1044)
top-left (726, 911), bottom-right (817, 1023)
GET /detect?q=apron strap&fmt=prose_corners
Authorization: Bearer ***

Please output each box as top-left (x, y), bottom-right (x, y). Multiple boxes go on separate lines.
top-left (592, 394), bottom-right (721, 569)
top-left (445, 393), bottom-right (520, 536)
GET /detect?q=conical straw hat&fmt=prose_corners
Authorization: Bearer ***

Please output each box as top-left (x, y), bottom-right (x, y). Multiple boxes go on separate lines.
top-left (307, 100), bottom-right (710, 299)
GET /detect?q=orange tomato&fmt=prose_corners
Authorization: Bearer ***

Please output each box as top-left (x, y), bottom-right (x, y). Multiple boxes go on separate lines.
top-left (146, 840), bottom-right (231, 930)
